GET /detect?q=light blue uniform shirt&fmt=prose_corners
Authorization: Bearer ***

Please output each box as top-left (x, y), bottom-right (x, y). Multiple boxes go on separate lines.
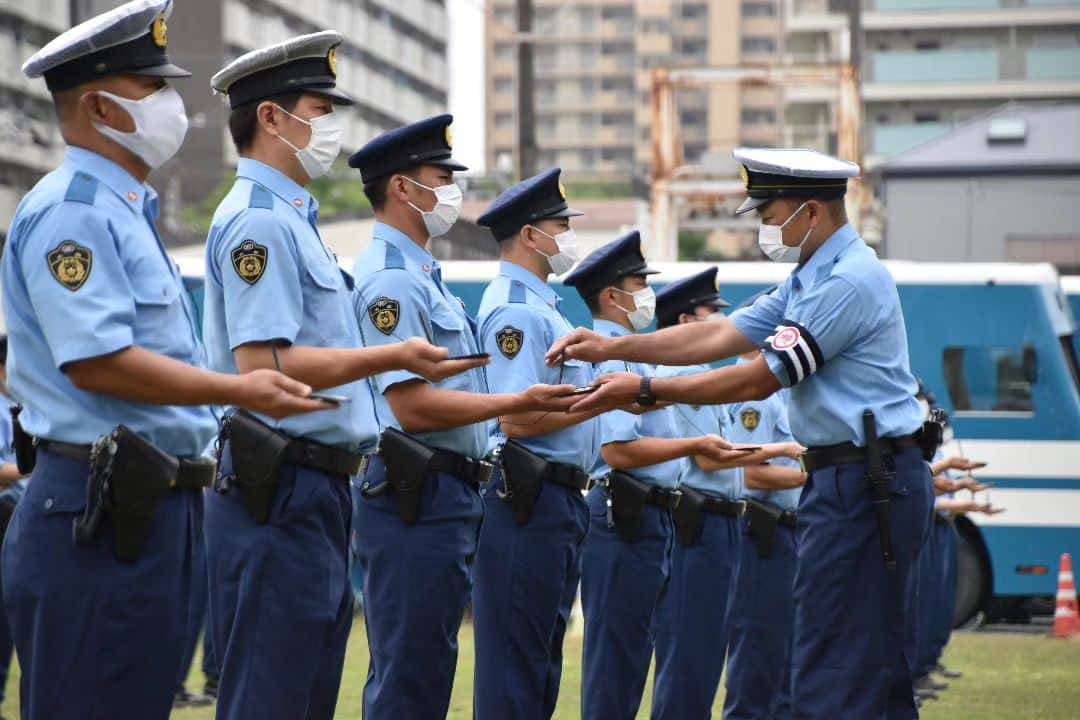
top-left (352, 222), bottom-right (490, 460)
top-left (727, 374), bottom-right (801, 512)
top-left (202, 159), bottom-right (378, 451)
top-left (729, 224), bottom-right (922, 448)
top-left (0, 393), bottom-right (27, 496)
top-left (655, 363), bottom-right (740, 497)
top-left (590, 319), bottom-right (684, 489)
top-left (1, 147), bottom-right (216, 457)
top-left (477, 261), bottom-right (597, 470)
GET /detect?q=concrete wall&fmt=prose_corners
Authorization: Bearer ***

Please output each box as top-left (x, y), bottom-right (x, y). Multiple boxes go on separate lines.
top-left (881, 174), bottom-right (1080, 264)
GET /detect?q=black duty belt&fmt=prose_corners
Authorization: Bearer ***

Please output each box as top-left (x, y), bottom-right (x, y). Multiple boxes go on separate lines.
top-left (38, 439), bottom-right (216, 491)
top-left (544, 461), bottom-right (591, 492)
top-left (282, 438), bottom-right (366, 479)
top-left (700, 494), bottom-right (745, 517)
top-left (645, 485), bottom-right (682, 510)
top-left (934, 512), bottom-right (953, 527)
top-left (424, 448), bottom-right (494, 489)
top-left (800, 434), bottom-right (919, 474)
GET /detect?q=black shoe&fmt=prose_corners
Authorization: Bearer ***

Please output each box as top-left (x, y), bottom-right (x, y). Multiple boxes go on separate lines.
top-left (915, 687), bottom-right (939, 701)
top-left (934, 662), bottom-right (963, 679)
top-left (204, 676), bottom-right (219, 700)
top-left (917, 674), bottom-right (949, 692)
top-left (174, 687), bottom-right (214, 709)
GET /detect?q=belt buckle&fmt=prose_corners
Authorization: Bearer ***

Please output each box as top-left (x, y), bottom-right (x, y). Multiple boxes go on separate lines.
top-left (477, 460), bottom-right (494, 485)
top-left (735, 499), bottom-right (748, 516)
top-left (798, 454), bottom-right (808, 474)
top-left (668, 489), bottom-right (682, 510)
top-left (357, 455), bottom-right (370, 477)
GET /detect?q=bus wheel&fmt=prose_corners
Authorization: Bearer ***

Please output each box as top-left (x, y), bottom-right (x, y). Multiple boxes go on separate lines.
top-left (953, 523), bottom-right (990, 627)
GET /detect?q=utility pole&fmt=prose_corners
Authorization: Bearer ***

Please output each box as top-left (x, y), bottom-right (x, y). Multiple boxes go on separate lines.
top-left (515, 0), bottom-right (538, 180)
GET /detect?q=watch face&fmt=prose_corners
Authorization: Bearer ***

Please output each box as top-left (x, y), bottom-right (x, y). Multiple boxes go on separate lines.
top-left (638, 377), bottom-right (656, 406)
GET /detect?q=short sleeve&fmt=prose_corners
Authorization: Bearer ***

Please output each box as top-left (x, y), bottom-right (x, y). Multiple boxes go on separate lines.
top-left (21, 203), bottom-right (134, 368)
top-left (213, 210), bottom-right (303, 349)
top-left (0, 407), bottom-right (14, 466)
top-left (595, 358), bottom-right (641, 446)
top-left (480, 305), bottom-right (553, 395)
top-left (730, 283), bottom-right (789, 346)
top-left (354, 268), bottom-right (429, 394)
top-left (763, 277), bottom-right (861, 387)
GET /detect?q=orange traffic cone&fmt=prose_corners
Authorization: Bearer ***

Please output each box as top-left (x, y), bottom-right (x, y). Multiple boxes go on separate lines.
top-left (1053, 553), bottom-right (1079, 639)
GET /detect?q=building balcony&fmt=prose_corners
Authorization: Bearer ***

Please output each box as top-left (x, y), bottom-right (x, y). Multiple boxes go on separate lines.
top-left (863, 0), bottom-right (1080, 30)
top-left (870, 122), bottom-right (952, 155)
top-left (864, 47), bottom-right (1080, 100)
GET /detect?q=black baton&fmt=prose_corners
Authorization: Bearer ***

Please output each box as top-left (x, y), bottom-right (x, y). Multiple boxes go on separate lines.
top-left (863, 410), bottom-right (897, 571)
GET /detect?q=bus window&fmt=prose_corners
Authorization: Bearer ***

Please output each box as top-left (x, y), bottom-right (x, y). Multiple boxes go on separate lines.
top-left (943, 345), bottom-right (1035, 415)
top-left (1062, 336), bottom-right (1080, 398)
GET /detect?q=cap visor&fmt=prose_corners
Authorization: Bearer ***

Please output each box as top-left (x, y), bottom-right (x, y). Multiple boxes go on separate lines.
top-left (710, 296), bottom-right (732, 309)
top-left (130, 63), bottom-right (192, 79)
top-left (547, 206), bottom-right (585, 219)
top-left (735, 195), bottom-right (771, 216)
top-left (301, 85), bottom-right (355, 106)
top-left (431, 157), bottom-right (469, 172)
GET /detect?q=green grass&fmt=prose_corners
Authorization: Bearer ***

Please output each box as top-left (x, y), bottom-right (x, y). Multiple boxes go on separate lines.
top-left (4, 624), bottom-right (1079, 718)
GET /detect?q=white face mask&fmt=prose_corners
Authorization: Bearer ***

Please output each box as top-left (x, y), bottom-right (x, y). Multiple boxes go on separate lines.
top-left (528, 225), bottom-right (580, 276)
top-left (612, 286), bottom-right (656, 331)
top-left (273, 105), bottom-right (344, 180)
top-left (92, 86), bottom-right (188, 169)
top-left (758, 202), bottom-right (813, 263)
top-left (404, 176), bottom-right (463, 237)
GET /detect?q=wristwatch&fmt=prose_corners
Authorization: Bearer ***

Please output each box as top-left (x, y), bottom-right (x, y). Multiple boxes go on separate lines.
top-left (637, 376), bottom-right (657, 407)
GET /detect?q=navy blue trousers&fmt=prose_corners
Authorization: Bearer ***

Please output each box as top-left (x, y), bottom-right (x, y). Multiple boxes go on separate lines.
top-left (581, 485), bottom-right (673, 720)
top-left (791, 448), bottom-right (933, 720)
top-left (723, 516), bottom-right (798, 720)
top-left (652, 502), bottom-right (740, 720)
top-left (2, 450), bottom-right (197, 719)
top-left (205, 443), bottom-right (353, 720)
top-left (472, 467), bottom-right (588, 720)
top-left (0, 486), bottom-right (20, 703)
top-left (176, 489), bottom-right (214, 688)
top-left (354, 456), bottom-right (484, 720)
top-left (917, 518), bottom-right (958, 676)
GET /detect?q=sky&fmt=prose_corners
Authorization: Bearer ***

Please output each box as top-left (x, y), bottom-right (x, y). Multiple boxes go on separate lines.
top-left (447, 0), bottom-right (487, 173)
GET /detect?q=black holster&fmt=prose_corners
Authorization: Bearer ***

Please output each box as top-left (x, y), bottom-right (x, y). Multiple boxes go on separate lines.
top-left (220, 410), bottom-right (291, 525)
top-left (10, 406), bottom-right (36, 475)
top-left (745, 498), bottom-right (782, 559)
top-left (915, 418), bottom-right (944, 462)
top-left (671, 486), bottom-right (706, 547)
top-left (497, 440), bottom-right (546, 526)
top-left (863, 410), bottom-right (897, 571)
top-left (72, 426), bottom-right (179, 563)
top-left (377, 427), bottom-right (436, 526)
top-left (607, 471), bottom-right (651, 543)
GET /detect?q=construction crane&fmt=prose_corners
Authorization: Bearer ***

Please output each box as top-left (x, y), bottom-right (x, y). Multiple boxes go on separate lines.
top-left (649, 63), bottom-right (864, 261)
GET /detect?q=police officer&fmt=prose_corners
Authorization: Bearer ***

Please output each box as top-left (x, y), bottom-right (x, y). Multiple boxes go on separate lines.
top-left (471, 168), bottom-right (599, 719)
top-left (202, 38), bottom-right (482, 719)
top-left (0, 335), bottom-right (26, 717)
top-left (2, 2), bottom-right (326, 716)
top-left (550, 147), bottom-right (936, 720)
top-left (651, 271), bottom-right (802, 720)
top-left (561, 232), bottom-right (749, 720)
top-left (348, 117), bottom-right (576, 720)
top-left (723, 347), bottom-right (807, 720)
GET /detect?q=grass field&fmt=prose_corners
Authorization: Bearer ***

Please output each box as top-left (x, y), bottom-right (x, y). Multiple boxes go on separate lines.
top-left (5, 622), bottom-right (1075, 719)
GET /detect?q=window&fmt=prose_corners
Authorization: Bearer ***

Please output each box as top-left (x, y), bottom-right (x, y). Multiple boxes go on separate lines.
top-left (743, 2), bottom-right (776, 18)
top-left (915, 40), bottom-right (941, 51)
top-left (682, 4), bottom-right (708, 20)
top-left (742, 107), bottom-right (776, 124)
top-left (495, 113), bottom-right (513, 129)
top-left (642, 19), bottom-right (669, 34)
top-left (495, 78), bottom-right (513, 95)
top-left (914, 112), bottom-right (940, 123)
top-left (943, 345), bottom-right (1036, 415)
top-left (742, 36), bottom-right (776, 54)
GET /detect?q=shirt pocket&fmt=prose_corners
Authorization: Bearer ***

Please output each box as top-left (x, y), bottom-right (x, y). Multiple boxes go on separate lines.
top-left (127, 252), bottom-right (191, 359)
top-left (299, 247), bottom-right (353, 347)
top-left (559, 357), bottom-right (593, 387)
top-left (429, 300), bottom-right (470, 354)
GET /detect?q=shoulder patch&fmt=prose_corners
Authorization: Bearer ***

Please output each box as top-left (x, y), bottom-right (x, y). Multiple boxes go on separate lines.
top-left (63, 172), bottom-right (98, 205)
top-left (740, 408), bottom-right (760, 432)
top-left (47, 241), bottom-right (93, 291)
top-left (383, 243), bottom-right (405, 270)
top-left (508, 280), bottom-right (527, 304)
top-left (495, 325), bottom-right (524, 359)
top-left (368, 297), bottom-right (400, 335)
top-left (231, 240), bottom-right (268, 285)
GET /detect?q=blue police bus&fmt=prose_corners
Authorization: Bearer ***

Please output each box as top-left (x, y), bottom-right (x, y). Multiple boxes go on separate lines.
top-left (174, 254), bottom-right (1080, 626)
